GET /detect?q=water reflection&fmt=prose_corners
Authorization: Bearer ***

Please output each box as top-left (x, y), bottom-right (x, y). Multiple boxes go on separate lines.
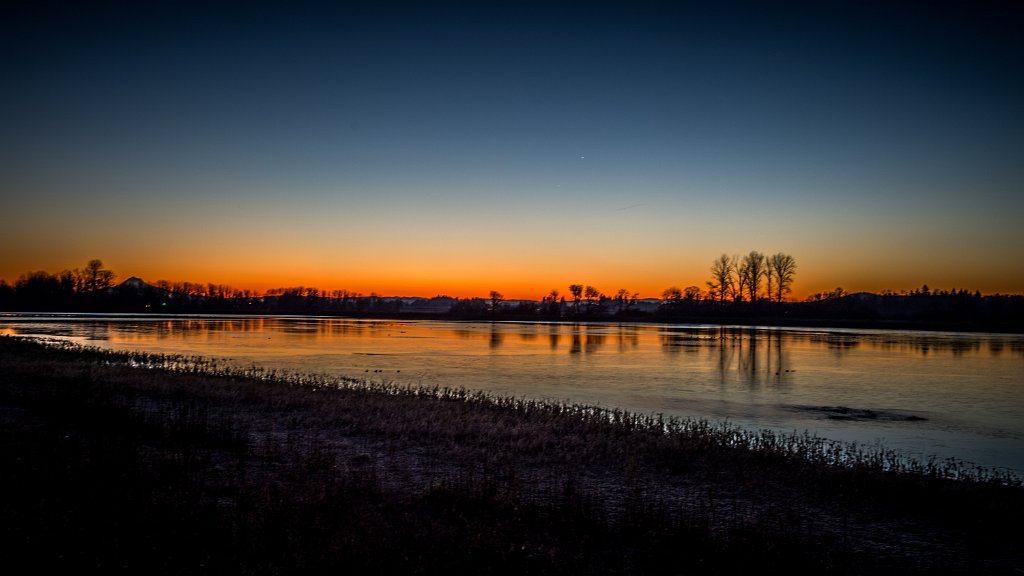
top-left (3, 315), bottom-right (1024, 474)
top-left (518, 330), bottom-right (538, 342)
top-left (489, 326), bottom-right (504, 349)
top-left (657, 327), bottom-right (794, 387)
top-left (822, 333), bottom-right (861, 357)
top-left (5, 316), bottom-right (1022, 363)
top-left (560, 324), bottom-right (609, 355)
top-left (617, 327), bottom-right (639, 353)
top-left (584, 327), bottom-right (605, 355)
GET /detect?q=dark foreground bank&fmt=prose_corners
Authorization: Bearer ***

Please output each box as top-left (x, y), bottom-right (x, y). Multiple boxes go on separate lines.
top-left (1, 337), bottom-right (1021, 575)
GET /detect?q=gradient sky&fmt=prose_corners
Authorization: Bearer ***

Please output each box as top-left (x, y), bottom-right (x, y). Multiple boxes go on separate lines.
top-left (3, 1), bottom-right (1022, 299)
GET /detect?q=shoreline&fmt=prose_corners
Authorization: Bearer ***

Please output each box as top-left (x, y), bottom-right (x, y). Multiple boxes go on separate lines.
top-left (3, 309), bottom-right (1023, 335)
top-left (1, 336), bottom-right (1021, 574)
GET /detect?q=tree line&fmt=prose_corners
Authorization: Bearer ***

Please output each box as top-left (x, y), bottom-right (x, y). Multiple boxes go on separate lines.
top-left (476, 251), bottom-right (796, 319)
top-left (701, 251), bottom-right (797, 303)
top-left (1, 256), bottom-right (1021, 330)
top-left (0, 259), bottom-right (118, 309)
top-left (0, 252), bottom-right (793, 318)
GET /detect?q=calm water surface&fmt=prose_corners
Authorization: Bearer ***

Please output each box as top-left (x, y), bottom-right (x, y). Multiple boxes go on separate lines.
top-left (3, 314), bottom-right (1022, 475)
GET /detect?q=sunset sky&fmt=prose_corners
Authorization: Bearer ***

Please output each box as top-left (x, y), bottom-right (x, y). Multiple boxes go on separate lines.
top-left (3, 1), bottom-right (1022, 300)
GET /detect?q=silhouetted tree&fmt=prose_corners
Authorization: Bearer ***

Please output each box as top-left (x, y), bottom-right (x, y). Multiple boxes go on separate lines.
top-left (707, 254), bottom-right (736, 303)
top-left (81, 259), bottom-right (115, 292)
top-left (661, 286), bottom-right (683, 311)
top-left (541, 289), bottom-right (561, 317)
top-left (817, 287), bottom-right (845, 300)
top-left (569, 284), bottom-right (583, 316)
top-left (683, 286), bottom-right (703, 302)
top-left (57, 270), bottom-right (76, 295)
top-left (449, 297), bottom-right (486, 315)
top-left (613, 288), bottom-right (638, 315)
top-left (662, 286), bottom-right (682, 302)
top-left (488, 290), bottom-right (504, 314)
top-left (0, 280), bottom-right (12, 308)
top-left (584, 285), bottom-right (601, 313)
top-left (16, 271), bottom-right (61, 299)
top-left (739, 251), bottom-right (766, 302)
top-left (659, 286), bottom-right (683, 315)
top-left (767, 253), bottom-right (797, 302)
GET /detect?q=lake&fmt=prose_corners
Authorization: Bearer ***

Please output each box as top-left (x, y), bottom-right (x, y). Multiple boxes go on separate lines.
top-left (2, 313), bottom-right (1022, 475)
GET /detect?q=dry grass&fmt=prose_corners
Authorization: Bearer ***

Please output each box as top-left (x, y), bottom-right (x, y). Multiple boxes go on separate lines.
top-left (1, 335), bottom-right (1021, 574)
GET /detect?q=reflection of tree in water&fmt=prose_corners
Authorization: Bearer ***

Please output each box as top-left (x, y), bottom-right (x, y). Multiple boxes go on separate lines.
top-left (81, 320), bottom-right (113, 341)
top-left (715, 327), bottom-right (737, 383)
top-left (145, 318), bottom-right (450, 343)
top-left (1008, 340), bottom-right (1024, 357)
top-left (709, 327), bottom-right (791, 388)
top-left (820, 334), bottom-right (860, 358)
top-left (548, 324), bottom-right (560, 350)
top-left (517, 330), bottom-right (538, 342)
top-left (584, 330), bottom-right (605, 354)
top-left (489, 325), bottom-right (504, 349)
top-left (838, 332), bottom-right (991, 357)
top-left (279, 319), bottom-right (325, 336)
top-left (566, 325), bottom-right (607, 355)
top-left (946, 339), bottom-right (979, 356)
top-left (534, 324), bottom-right (637, 355)
top-left (983, 338), bottom-right (1024, 357)
top-left (133, 318), bottom-right (268, 341)
top-left (617, 327), bottom-right (639, 352)
top-left (736, 328), bottom-right (760, 385)
top-left (321, 319), bottom-right (368, 337)
top-left (658, 329), bottom-right (704, 354)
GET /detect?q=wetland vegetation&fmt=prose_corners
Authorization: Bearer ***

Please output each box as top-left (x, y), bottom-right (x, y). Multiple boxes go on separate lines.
top-left (1, 336), bottom-right (1021, 574)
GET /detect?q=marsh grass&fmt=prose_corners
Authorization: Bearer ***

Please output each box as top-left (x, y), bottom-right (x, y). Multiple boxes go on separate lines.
top-left (1, 336), bottom-right (1021, 574)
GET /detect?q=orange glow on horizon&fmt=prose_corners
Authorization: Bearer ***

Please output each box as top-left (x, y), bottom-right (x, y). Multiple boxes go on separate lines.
top-left (2, 251), bottom-right (1021, 303)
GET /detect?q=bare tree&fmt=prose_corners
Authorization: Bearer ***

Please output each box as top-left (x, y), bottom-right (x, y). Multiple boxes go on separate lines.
top-left (614, 288), bottom-right (629, 314)
top-left (80, 259), bottom-right (115, 292)
top-left (662, 286), bottom-right (683, 302)
top-left (542, 289), bottom-right (561, 317)
top-left (568, 284), bottom-right (583, 316)
top-left (683, 286), bottom-right (703, 302)
top-left (488, 290), bottom-right (504, 314)
top-left (739, 251), bottom-right (766, 302)
top-left (706, 254), bottom-right (736, 302)
top-left (584, 285), bottom-right (602, 314)
top-left (768, 253), bottom-right (797, 302)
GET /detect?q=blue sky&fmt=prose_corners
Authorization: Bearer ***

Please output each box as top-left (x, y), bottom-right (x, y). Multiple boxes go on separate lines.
top-left (3, 1), bottom-right (1022, 297)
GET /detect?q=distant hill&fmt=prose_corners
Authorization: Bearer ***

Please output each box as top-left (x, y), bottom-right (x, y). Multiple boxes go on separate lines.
top-left (115, 277), bottom-right (163, 294)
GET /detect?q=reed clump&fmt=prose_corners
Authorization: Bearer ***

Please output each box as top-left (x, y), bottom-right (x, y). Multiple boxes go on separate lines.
top-left (1, 335), bottom-right (1021, 575)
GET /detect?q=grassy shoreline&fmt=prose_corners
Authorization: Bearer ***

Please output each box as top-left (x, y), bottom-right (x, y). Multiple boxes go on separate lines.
top-left (1, 336), bottom-right (1021, 574)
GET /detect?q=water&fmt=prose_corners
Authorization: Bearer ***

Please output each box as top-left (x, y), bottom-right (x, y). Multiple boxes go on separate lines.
top-left (3, 313), bottom-right (1022, 475)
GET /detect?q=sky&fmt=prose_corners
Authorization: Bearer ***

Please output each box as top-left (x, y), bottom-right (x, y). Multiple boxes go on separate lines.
top-left (3, 0), bottom-right (1022, 299)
